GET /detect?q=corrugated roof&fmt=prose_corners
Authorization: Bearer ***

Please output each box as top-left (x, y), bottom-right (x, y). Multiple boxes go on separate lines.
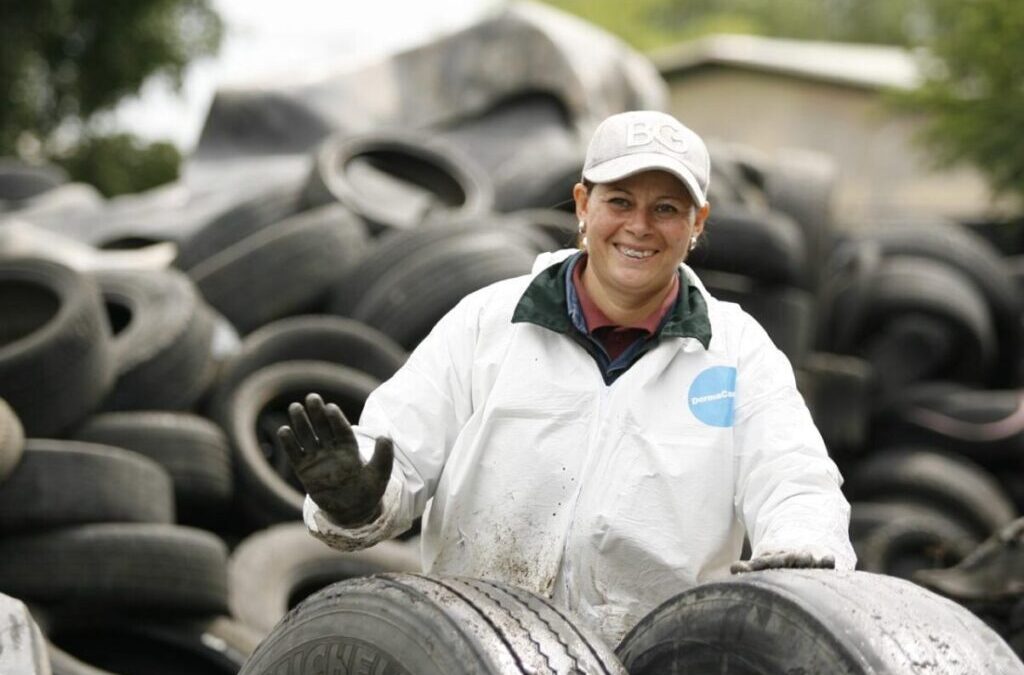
top-left (651, 34), bottom-right (922, 90)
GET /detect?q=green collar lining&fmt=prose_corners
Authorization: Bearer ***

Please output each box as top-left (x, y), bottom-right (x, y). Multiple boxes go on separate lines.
top-left (511, 255), bottom-right (712, 349)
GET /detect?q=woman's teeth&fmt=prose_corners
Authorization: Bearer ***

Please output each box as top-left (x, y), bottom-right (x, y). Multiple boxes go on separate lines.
top-left (619, 246), bottom-right (655, 259)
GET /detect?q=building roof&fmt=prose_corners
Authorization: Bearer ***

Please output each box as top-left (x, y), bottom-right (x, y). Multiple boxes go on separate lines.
top-left (651, 34), bottom-right (922, 90)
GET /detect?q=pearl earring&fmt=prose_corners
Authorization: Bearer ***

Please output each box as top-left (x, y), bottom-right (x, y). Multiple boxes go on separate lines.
top-left (579, 220), bottom-right (588, 248)
top-left (689, 236), bottom-right (698, 251)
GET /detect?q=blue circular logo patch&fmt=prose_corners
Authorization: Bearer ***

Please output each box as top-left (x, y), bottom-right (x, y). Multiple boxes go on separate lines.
top-left (688, 366), bottom-right (737, 427)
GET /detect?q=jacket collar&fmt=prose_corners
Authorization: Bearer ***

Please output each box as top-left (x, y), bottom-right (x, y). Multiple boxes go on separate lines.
top-left (511, 252), bottom-right (712, 348)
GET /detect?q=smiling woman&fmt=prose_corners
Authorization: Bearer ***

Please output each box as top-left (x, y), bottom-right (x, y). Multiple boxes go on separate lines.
top-left (279, 110), bottom-right (857, 649)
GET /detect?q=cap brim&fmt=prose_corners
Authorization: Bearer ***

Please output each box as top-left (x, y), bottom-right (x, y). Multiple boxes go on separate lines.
top-left (583, 153), bottom-right (707, 207)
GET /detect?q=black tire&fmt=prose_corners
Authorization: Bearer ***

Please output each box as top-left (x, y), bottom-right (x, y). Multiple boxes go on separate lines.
top-left (329, 222), bottom-right (539, 316)
top-left (437, 93), bottom-right (583, 213)
top-left (47, 616), bottom-right (260, 675)
top-left (616, 569), bottom-right (1024, 674)
top-left (0, 439), bottom-right (174, 532)
top-left (794, 352), bottom-right (871, 457)
top-left (855, 507), bottom-right (980, 579)
top-left (0, 258), bottom-right (114, 436)
top-left (0, 159), bottom-right (68, 201)
top-left (174, 185), bottom-right (307, 271)
top-left (848, 499), bottom-right (954, 542)
top-left (0, 523), bottom-right (229, 615)
top-left (49, 643), bottom-right (114, 675)
top-left (829, 255), bottom-right (997, 391)
top-left (0, 396), bottom-right (25, 482)
top-left (206, 314), bottom-right (406, 422)
top-left (189, 203), bottom-right (369, 334)
top-left (845, 447), bottom-right (1018, 538)
top-left (228, 522), bottom-right (421, 634)
top-left (689, 203), bottom-right (807, 287)
top-left (344, 228), bottom-right (537, 349)
top-left (72, 412), bottom-right (233, 522)
top-left (92, 267), bottom-right (216, 412)
top-left (862, 221), bottom-right (1022, 385)
top-left (504, 208), bottom-right (579, 249)
top-left (697, 269), bottom-right (814, 365)
top-left (876, 384), bottom-right (1024, 467)
top-left (303, 131), bottom-right (494, 234)
top-left (240, 574), bottom-right (626, 675)
top-left (762, 149), bottom-right (838, 290)
top-left (218, 360), bottom-right (380, 525)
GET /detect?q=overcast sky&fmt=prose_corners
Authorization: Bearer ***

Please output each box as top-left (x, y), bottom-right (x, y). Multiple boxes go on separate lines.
top-left (109, 0), bottom-right (503, 152)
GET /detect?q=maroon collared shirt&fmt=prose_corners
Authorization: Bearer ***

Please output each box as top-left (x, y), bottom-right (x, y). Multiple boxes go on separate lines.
top-left (571, 254), bottom-right (680, 361)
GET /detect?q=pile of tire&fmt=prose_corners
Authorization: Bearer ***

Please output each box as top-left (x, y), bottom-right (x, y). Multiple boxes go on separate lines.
top-left (1, 5), bottom-right (1024, 674)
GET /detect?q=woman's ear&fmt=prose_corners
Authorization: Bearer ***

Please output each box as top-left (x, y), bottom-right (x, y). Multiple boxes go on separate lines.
top-left (693, 202), bottom-right (711, 238)
top-left (573, 182), bottom-right (589, 221)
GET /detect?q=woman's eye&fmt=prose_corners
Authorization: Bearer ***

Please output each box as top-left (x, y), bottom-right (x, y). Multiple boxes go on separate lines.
top-left (608, 197), bottom-right (630, 207)
top-left (656, 203), bottom-right (679, 214)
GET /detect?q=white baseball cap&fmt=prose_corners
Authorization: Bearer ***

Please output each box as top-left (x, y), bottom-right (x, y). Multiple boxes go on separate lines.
top-left (582, 110), bottom-right (711, 207)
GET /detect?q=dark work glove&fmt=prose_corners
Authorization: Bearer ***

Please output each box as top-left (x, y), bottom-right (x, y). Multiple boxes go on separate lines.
top-left (277, 392), bottom-right (393, 527)
top-left (730, 550), bottom-right (836, 574)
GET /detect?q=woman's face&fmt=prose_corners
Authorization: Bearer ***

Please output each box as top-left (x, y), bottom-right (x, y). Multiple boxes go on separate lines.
top-left (574, 170), bottom-right (709, 303)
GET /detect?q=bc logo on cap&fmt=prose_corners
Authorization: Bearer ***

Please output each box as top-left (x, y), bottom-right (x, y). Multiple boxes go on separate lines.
top-left (626, 122), bottom-right (688, 154)
top-left (688, 366), bottom-right (737, 427)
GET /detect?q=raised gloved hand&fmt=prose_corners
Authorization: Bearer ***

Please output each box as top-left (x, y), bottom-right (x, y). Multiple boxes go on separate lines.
top-left (730, 550), bottom-right (836, 574)
top-left (277, 392), bottom-right (393, 527)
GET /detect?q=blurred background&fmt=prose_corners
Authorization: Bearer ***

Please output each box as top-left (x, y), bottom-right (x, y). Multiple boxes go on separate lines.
top-left (3, 1), bottom-right (1024, 672)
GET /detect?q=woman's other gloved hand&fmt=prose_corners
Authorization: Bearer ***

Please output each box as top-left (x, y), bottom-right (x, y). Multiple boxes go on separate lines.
top-left (277, 392), bottom-right (393, 527)
top-left (730, 550), bottom-right (836, 574)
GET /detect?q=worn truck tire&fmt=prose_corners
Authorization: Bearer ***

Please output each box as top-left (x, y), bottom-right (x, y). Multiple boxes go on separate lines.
top-left (93, 267), bottom-right (216, 411)
top-left (228, 522), bottom-right (421, 635)
top-left (72, 412), bottom-right (232, 522)
top-left (0, 258), bottom-right (114, 436)
top-left (0, 523), bottom-right (228, 614)
top-left (0, 396), bottom-right (25, 483)
top-left (0, 439), bottom-right (174, 532)
top-left (206, 314), bottom-right (406, 423)
top-left (239, 574), bottom-right (626, 675)
top-left (846, 447), bottom-right (1018, 538)
top-left (218, 360), bottom-right (380, 525)
top-left (304, 131), bottom-right (494, 234)
top-left (616, 569), bottom-right (1024, 674)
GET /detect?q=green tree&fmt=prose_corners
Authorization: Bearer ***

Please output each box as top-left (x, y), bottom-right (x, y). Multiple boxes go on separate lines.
top-left (902, 0), bottom-right (1024, 205)
top-left (0, 0), bottom-right (221, 196)
top-left (541, 0), bottom-right (924, 52)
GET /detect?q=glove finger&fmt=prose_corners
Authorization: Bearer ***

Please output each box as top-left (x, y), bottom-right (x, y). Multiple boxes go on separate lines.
top-left (369, 436), bottom-right (394, 483)
top-left (288, 401), bottom-right (319, 450)
top-left (795, 552), bottom-right (815, 568)
top-left (730, 561), bottom-right (751, 574)
top-left (325, 402), bottom-right (358, 450)
top-left (306, 393), bottom-right (334, 445)
top-left (277, 426), bottom-right (305, 469)
top-left (750, 553), bottom-right (786, 571)
top-left (814, 554), bottom-right (836, 569)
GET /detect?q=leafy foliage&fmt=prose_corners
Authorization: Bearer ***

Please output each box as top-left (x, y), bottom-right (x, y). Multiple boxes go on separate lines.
top-left (1, 0), bottom-right (221, 194)
top-left (541, 0), bottom-right (925, 52)
top-left (56, 133), bottom-right (181, 197)
top-left (901, 0), bottom-right (1024, 204)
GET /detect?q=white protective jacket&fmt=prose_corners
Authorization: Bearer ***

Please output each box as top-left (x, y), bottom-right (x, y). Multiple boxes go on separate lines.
top-left (305, 249), bottom-right (857, 646)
